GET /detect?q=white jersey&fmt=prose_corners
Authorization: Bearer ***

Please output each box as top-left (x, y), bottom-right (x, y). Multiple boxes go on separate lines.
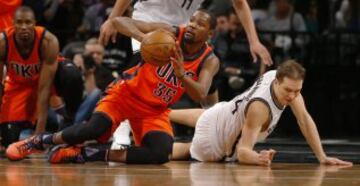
top-left (190, 70), bottom-right (286, 161)
top-left (131, 0), bottom-right (203, 51)
top-left (133, 0), bottom-right (204, 25)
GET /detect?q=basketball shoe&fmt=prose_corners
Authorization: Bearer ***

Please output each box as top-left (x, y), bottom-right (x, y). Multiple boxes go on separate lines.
top-left (48, 144), bottom-right (85, 164)
top-left (6, 135), bottom-right (45, 161)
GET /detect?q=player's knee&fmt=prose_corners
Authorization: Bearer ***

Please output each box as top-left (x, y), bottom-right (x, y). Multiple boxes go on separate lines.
top-left (149, 149), bottom-right (171, 164)
top-left (143, 131), bottom-right (173, 164)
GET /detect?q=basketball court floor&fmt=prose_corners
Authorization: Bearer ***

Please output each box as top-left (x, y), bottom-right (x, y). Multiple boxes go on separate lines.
top-left (0, 159), bottom-right (358, 186)
top-left (1, 139), bottom-right (359, 186)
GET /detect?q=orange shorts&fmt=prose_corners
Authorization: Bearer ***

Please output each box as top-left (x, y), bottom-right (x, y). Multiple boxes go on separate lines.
top-left (0, 82), bottom-right (38, 124)
top-left (0, 81), bottom-right (58, 124)
top-left (95, 81), bottom-right (173, 145)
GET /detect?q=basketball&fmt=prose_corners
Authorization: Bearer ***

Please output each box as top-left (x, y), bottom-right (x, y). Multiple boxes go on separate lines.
top-left (140, 29), bottom-right (176, 66)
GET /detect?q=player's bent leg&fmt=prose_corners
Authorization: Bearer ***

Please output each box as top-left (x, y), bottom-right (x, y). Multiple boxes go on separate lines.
top-left (49, 131), bottom-right (173, 164)
top-left (109, 131), bottom-right (173, 164)
top-left (6, 112), bottom-right (112, 161)
top-left (61, 112), bottom-right (112, 145)
top-left (171, 142), bottom-right (191, 160)
top-left (169, 109), bottom-right (204, 128)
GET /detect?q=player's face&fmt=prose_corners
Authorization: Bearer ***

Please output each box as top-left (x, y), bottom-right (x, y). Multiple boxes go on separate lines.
top-left (85, 44), bottom-right (105, 65)
top-left (14, 11), bottom-right (36, 41)
top-left (185, 11), bottom-right (211, 43)
top-left (275, 77), bottom-right (303, 106)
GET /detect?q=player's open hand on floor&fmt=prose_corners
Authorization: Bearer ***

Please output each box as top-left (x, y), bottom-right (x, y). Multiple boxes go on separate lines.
top-left (320, 156), bottom-right (353, 166)
top-left (258, 149), bottom-right (276, 166)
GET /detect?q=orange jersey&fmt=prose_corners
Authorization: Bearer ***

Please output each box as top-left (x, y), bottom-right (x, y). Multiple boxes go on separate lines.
top-left (96, 26), bottom-right (215, 144)
top-left (121, 26), bottom-right (214, 109)
top-left (0, 26), bottom-right (46, 123)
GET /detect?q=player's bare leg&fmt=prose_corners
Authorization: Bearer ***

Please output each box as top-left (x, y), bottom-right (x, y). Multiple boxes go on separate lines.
top-left (169, 109), bottom-right (204, 128)
top-left (171, 142), bottom-right (191, 160)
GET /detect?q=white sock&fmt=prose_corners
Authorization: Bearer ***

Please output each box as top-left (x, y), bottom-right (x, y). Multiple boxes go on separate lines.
top-left (112, 120), bottom-right (131, 146)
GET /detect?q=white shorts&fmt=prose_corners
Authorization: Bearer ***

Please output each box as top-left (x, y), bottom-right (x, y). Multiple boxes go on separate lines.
top-left (190, 106), bottom-right (224, 162)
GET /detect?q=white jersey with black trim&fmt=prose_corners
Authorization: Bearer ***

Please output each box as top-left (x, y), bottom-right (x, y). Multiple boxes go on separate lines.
top-left (212, 70), bottom-right (285, 159)
top-left (133, 0), bottom-right (203, 25)
top-left (131, 0), bottom-right (203, 51)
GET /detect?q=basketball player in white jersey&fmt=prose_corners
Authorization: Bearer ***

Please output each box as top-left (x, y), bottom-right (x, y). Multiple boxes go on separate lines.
top-left (170, 60), bottom-right (352, 166)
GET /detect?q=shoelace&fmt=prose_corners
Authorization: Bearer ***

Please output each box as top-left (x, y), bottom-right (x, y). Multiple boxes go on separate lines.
top-left (17, 137), bottom-right (40, 154)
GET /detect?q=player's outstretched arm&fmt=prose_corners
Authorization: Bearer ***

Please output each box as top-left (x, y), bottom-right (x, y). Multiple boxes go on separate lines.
top-left (0, 33), bottom-right (6, 107)
top-left (99, 0), bottom-right (132, 45)
top-left (290, 94), bottom-right (353, 166)
top-left (111, 17), bottom-right (176, 42)
top-left (232, 0), bottom-right (272, 66)
top-left (35, 32), bottom-right (59, 134)
top-left (236, 101), bottom-right (276, 166)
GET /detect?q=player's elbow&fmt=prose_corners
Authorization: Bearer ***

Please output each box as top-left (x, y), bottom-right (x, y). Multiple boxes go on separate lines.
top-left (195, 92), bottom-right (207, 102)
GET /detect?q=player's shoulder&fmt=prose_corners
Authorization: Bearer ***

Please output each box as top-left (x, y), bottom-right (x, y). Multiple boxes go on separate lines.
top-left (246, 99), bottom-right (271, 120)
top-left (263, 70), bottom-right (276, 76)
top-left (42, 30), bottom-right (57, 42)
top-left (40, 30), bottom-right (59, 50)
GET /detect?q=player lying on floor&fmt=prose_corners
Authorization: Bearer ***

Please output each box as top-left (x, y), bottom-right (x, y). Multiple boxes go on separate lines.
top-left (170, 60), bottom-right (352, 166)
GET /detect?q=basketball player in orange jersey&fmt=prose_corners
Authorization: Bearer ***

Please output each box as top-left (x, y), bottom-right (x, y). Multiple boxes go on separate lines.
top-left (0, 7), bottom-right (83, 148)
top-left (6, 9), bottom-right (220, 164)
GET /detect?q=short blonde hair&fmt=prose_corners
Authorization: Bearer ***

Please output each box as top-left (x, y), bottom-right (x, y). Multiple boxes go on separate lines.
top-left (276, 60), bottom-right (306, 81)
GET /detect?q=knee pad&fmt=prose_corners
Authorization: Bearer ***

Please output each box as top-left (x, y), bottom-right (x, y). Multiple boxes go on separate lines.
top-left (62, 113), bottom-right (112, 144)
top-left (143, 131), bottom-right (174, 164)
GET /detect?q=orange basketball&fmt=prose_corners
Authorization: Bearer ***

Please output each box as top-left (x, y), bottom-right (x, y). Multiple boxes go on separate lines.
top-left (140, 29), bottom-right (176, 66)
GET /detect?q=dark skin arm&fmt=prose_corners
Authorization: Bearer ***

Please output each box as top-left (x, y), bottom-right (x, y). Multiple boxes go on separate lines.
top-left (0, 33), bottom-right (6, 107)
top-left (34, 32), bottom-right (59, 134)
top-left (172, 44), bottom-right (220, 102)
top-left (111, 17), bottom-right (176, 42)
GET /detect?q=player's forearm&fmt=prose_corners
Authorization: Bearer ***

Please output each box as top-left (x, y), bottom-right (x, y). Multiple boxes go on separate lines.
top-left (111, 17), bottom-right (145, 42)
top-left (232, 0), bottom-right (260, 44)
top-left (200, 91), bottom-right (218, 109)
top-left (237, 148), bottom-right (262, 165)
top-left (298, 115), bottom-right (327, 162)
top-left (180, 77), bottom-right (207, 102)
top-left (35, 88), bottom-right (51, 134)
top-left (108, 0), bottom-right (132, 19)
